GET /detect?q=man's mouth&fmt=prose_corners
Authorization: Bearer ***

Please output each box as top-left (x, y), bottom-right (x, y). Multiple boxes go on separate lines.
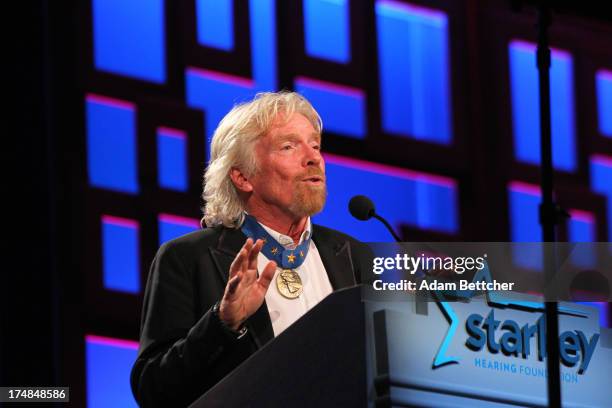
top-left (302, 176), bottom-right (325, 185)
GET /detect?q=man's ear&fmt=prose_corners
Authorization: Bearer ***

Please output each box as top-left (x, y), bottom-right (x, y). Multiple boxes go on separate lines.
top-left (229, 167), bottom-right (253, 193)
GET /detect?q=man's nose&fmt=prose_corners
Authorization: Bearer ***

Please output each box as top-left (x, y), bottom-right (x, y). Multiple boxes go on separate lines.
top-left (303, 145), bottom-right (322, 167)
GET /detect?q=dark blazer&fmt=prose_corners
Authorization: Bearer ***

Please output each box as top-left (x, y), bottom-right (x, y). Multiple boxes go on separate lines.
top-left (130, 223), bottom-right (371, 408)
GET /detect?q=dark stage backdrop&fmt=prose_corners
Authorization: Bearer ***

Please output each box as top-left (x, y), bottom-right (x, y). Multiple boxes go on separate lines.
top-left (8, 0), bottom-right (612, 406)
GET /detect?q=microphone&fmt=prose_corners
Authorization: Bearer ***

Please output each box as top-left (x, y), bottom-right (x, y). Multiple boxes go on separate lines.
top-left (348, 195), bottom-right (402, 242)
top-left (348, 195), bottom-right (375, 220)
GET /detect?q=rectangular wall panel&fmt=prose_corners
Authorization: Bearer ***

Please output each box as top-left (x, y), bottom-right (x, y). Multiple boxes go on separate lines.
top-left (102, 215), bottom-right (140, 294)
top-left (157, 127), bottom-right (188, 192)
top-left (196, 0), bottom-right (234, 50)
top-left (87, 95), bottom-right (139, 194)
top-left (590, 155), bottom-right (612, 240)
top-left (303, 0), bottom-right (350, 63)
top-left (509, 40), bottom-right (576, 171)
top-left (92, 0), bottom-right (165, 82)
top-left (85, 335), bottom-right (139, 407)
top-left (596, 70), bottom-right (612, 137)
top-left (376, 0), bottom-right (452, 144)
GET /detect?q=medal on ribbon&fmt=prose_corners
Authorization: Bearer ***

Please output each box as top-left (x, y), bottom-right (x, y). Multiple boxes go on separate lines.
top-left (241, 214), bottom-right (311, 299)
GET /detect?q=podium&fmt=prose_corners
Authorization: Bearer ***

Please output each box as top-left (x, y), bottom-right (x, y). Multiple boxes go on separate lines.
top-left (190, 286), bottom-right (367, 407)
top-left (186, 285), bottom-right (612, 407)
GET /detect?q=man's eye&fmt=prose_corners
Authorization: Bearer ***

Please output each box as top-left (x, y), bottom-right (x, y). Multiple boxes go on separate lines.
top-left (312, 144), bottom-right (321, 150)
top-left (281, 144), bottom-right (293, 150)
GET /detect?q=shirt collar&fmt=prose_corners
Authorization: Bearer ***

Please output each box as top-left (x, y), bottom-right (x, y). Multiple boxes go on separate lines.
top-left (254, 216), bottom-right (312, 249)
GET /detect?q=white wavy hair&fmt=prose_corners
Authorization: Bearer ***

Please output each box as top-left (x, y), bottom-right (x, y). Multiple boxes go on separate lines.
top-left (202, 91), bottom-right (323, 228)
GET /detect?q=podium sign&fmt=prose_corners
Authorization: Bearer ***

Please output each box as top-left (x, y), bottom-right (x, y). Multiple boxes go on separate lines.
top-left (367, 293), bottom-right (611, 407)
top-left (190, 286), bottom-right (610, 407)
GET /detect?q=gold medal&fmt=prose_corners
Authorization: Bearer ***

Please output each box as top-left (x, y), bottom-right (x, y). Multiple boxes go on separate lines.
top-left (276, 269), bottom-right (303, 299)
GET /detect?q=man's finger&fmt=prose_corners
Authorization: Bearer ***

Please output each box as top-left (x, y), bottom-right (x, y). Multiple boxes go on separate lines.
top-left (243, 263), bottom-right (258, 286)
top-left (241, 238), bottom-right (253, 272)
top-left (229, 247), bottom-right (247, 278)
top-left (257, 261), bottom-right (277, 291)
top-left (230, 239), bottom-right (253, 278)
top-left (225, 272), bottom-right (242, 300)
top-left (247, 239), bottom-right (263, 270)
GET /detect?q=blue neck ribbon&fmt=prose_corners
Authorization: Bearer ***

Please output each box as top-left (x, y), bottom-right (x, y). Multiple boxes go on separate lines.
top-left (240, 214), bottom-right (311, 269)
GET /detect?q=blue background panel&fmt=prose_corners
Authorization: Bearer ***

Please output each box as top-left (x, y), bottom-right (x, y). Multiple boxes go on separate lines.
top-left (509, 40), bottom-right (576, 171)
top-left (157, 127), bottom-right (188, 192)
top-left (590, 155), bottom-right (612, 240)
top-left (86, 335), bottom-right (138, 408)
top-left (294, 77), bottom-right (366, 138)
top-left (596, 70), bottom-right (612, 137)
top-left (158, 214), bottom-right (201, 246)
top-left (508, 182), bottom-right (543, 270)
top-left (92, 0), bottom-right (165, 83)
top-left (87, 95), bottom-right (139, 194)
top-left (248, 0), bottom-right (278, 92)
top-left (568, 210), bottom-right (596, 242)
top-left (508, 181), bottom-right (541, 242)
top-left (102, 215), bottom-right (140, 294)
top-left (568, 210), bottom-right (596, 268)
top-left (196, 0), bottom-right (234, 50)
top-left (314, 154), bottom-right (458, 241)
top-left (508, 183), bottom-right (601, 270)
top-left (303, 0), bottom-right (350, 63)
top-left (376, 0), bottom-right (452, 144)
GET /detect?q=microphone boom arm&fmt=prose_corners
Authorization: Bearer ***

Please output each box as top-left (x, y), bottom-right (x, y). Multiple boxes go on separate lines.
top-left (372, 214), bottom-right (402, 242)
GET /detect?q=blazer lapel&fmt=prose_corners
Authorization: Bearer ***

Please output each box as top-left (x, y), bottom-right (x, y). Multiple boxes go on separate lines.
top-left (312, 225), bottom-right (357, 290)
top-left (210, 226), bottom-right (246, 285)
top-left (210, 227), bottom-right (274, 348)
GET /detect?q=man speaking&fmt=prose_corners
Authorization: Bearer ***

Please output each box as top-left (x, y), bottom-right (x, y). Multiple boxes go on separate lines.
top-left (130, 91), bottom-right (370, 407)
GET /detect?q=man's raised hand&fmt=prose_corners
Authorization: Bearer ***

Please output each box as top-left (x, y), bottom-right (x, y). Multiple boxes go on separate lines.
top-left (219, 238), bottom-right (276, 330)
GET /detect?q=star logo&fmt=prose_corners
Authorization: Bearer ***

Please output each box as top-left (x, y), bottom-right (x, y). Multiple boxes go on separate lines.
top-left (299, 250), bottom-right (304, 257)
top-left (271, 247), bottom-right (279, 254)
top-left (431, 263), bottom-right (587, 369)
top-left (287, 253), bottom-right (296, 263)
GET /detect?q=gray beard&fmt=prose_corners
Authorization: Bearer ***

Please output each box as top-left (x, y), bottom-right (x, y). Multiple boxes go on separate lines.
top-left (288, 183), bottom-right (327, 217)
